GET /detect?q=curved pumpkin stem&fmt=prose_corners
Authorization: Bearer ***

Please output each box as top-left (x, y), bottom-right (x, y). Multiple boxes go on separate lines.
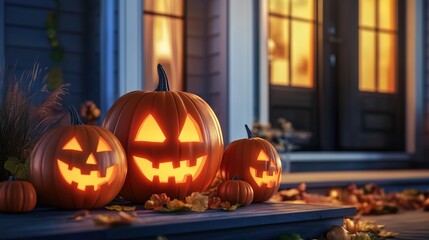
top-left (69, 106), bottom-right (84, 125)
top-left (155, 64), bottom-right (171, 92)
top-left (8, 176), bottom-right (15, 181)
top-left (232, 176), bottom-right (239, 180)
top-left (245, 124), bottom-right (254, 139)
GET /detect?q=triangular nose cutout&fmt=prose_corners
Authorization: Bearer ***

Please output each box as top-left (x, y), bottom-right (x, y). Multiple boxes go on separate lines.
top-left (86, 153), bottom-right (97, 165)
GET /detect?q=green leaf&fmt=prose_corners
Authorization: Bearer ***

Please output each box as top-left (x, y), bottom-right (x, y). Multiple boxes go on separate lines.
top-left (4, 156), bottom-right (29, 180)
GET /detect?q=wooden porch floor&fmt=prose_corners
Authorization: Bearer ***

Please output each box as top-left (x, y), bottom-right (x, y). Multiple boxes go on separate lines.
top-left (0, 203), bottom-right (355, 240)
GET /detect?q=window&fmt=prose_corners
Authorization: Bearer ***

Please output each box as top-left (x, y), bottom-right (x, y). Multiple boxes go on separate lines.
top-left (359, 0), bottom-right (397, 93)
top-left (143, 0), bottom-right (184, 90)
top-left (268, 0), bottom-right (315, 88)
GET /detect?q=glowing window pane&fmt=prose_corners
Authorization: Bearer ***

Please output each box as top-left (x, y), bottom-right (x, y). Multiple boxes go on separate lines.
top-left (379, 0), bottom-right (396, 30)
top-left (291, 0), bottom-right (314, 20)
top-left (269, 17), bottom-right (289, 86)
top-left (359, 0), bottom-right (375, 28)
top-left (144, 15), bottom-right (183, 90)
top-left (291, 21), bottom-right (314, 88)
top-left (144, 0), bottom-right (183, 17)
top-left (378, 33), bottom-right (396, 93)
top-left (269, 0), bottom-right (289, 16)
top-left (359, 30), bottom-right (376, 92)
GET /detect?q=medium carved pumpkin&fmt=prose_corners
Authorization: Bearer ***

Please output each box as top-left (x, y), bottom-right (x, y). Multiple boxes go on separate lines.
top-left (0, 177), bottom-right (37, 213)
top-left (103, 64), bottom-right (224, 202)
top-left (30, 107), bottom-right (127, 209)
top-left (220, 125), bottom-right (282, 202)
top-left (217, 177), bottom-right (254, 206)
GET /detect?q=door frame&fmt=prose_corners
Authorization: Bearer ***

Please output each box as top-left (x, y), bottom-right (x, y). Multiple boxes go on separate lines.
top-left (257, 0), bottom-right (426, 165)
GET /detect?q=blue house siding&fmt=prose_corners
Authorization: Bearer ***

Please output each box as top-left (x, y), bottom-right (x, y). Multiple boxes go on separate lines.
top-left (3, 0), bottom-right (95, 108)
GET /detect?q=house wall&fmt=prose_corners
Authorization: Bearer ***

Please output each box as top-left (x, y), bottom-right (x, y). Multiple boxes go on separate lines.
top-left (3, 0), bottom-right (94, 108)
top-left (185, 0), bottom-right (228, 142)
top-left (205, 0), bottom-right (229, 142)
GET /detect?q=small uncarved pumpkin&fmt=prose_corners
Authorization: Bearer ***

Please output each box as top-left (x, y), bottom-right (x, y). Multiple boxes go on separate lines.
top-left (220, 125), bottom-right (282, 203)
top-left (0, 177), bottom-right (37, 213)
top-left (30, 107), bottom-right (127, 209)
top-left (217, 177), bottom-right (254, 206)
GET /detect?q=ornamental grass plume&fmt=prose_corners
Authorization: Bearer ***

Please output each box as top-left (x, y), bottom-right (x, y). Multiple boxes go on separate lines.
top-left (0, 64), bottom-right (68, 181)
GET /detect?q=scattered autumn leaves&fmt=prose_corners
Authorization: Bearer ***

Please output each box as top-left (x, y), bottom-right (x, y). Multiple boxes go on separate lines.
top-left (144, 192), bottom-right (240, 212)
top-left (68, 208), bottom-right (137, 227)
top-left (68, 192), bottom-right (240, 227)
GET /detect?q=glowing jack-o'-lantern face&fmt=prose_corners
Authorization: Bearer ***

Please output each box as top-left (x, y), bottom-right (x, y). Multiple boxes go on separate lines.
top-left (103, 64), bottom-right (224, 203)
top-left (30, 107), bottom-right (127, 209)
top-left (249, 150), bottom-right (280, 188)
top-left (132, 114), bottom-right (207, 183)
top-left (57, 136), bottom-right (118, 191)
top-left (220, 125), bottom-right (282, 203)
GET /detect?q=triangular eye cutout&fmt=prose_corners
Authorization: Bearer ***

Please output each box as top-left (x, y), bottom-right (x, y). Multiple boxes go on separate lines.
top-left (135, 114), bottom-right (166, 142)
top-left (257, 150), bottom-right (270, 161)
top-left (97, 137), bottom-right (112, 152)
top-left (63, 137), bottom-right (83, 151)
top-left (178, 114), bottom-right (203, 142)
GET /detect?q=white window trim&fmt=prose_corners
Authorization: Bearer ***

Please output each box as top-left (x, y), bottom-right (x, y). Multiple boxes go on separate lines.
top-left (119, 0), bottom-right (143, 96)
top-left (228, 0), bottom-right (255, 141)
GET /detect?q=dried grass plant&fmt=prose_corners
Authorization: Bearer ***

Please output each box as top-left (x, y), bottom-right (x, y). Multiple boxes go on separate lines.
top-left (0, 64), bottom-right (68, 181)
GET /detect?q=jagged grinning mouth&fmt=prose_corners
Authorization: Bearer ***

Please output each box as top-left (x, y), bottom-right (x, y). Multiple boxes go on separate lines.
top-left (133, 155), bottom-right (207, 183)
top-left (249, 167), bottom-right (278, 188)
top-left (57, 159), bottom-right (117, 191)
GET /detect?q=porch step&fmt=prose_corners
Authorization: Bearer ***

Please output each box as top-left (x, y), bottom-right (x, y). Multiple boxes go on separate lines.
top-left (0, 203), bottom-right (356, 239)
top-left (281, 170), bottom-right (429, 193)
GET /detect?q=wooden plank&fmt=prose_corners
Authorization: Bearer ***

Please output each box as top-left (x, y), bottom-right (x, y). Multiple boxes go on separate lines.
top-left (5, 26), bottom-right (83, 53)
top-left (0, 203), bottom-right (355, 239)
top-left (5, 47), bottom-right (84, 73)
top-left (5, 0), bottom-right (84, 13)
top-left (5, 5), bottom-right (84, 33)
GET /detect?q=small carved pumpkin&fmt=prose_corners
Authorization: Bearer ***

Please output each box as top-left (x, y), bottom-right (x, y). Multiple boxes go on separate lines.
top-left (0, 176), bottom-right (37, 213)
top-left (217, 176), bottom-right (254, 206)
top-left (103, 64), bottom-right (224, 202)
top-left (220, 125), bottom-right (282, 202)
top-left (30, 107), bottom-right (127, 209)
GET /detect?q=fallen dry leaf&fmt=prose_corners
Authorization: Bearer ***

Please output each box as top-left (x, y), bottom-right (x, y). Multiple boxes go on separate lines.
top-left (220, 201), bottom-right (240, 211)
top-left (185, 192), bottom-right (208, 212)
top-left (68, 210), bottom-right (90, 221)
top-left (208, 196), bottom-right (221, 209)
top-left (144, 193), bottom-right (170, 210)
top-left (105, 205), bottom-right (136, 212)
top-left (93, 211), bottom-right (136, 227)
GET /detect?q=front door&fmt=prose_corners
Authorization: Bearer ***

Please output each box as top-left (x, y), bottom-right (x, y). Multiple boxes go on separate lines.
top-left (268, 0), bottom-right (405, 151)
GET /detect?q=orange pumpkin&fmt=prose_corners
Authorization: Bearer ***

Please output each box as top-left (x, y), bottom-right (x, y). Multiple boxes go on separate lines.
top-left (217, 177), bottom-right (254, 206)
top-left (0, 177), bottom-right (37, 213)
top-left (103, 64), bottom-right (224, 202)
top-left (220, 125), bottom-right (282, 202)
top-left (30, 107), bottom-right (127, 209)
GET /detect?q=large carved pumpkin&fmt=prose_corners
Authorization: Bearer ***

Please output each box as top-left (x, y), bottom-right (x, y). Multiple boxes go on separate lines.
top-left (30, 107), bottom-right (127, 209)
top-left (220, 125), bottom-right (282, 202)
top-left (103, 64), bottom-right (224, 202)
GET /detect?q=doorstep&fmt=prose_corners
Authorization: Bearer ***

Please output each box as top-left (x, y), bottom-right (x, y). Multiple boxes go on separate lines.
top-left (281, 170), bottom-right (429, 193)
top-left (0, 203), bottom-right (356, 240)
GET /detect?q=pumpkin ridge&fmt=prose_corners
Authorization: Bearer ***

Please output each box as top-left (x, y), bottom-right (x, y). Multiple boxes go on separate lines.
top-left (181, 92), bottom-right (214, 189)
